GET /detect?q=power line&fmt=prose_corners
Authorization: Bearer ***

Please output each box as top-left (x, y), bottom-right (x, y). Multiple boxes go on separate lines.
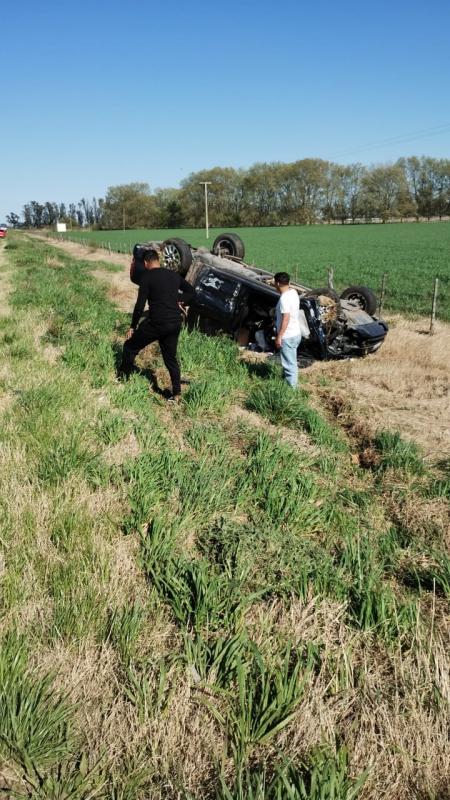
top-left (329, 122), bottom-right (450, 160)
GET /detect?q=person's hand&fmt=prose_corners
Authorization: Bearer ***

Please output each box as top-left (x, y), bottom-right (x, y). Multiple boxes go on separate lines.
top-left (178, 302), bottom-right (188, 316)
top-left (125, 328), bottom-right (134, 340)
top-left (275, 335), bottom-right (282, 350)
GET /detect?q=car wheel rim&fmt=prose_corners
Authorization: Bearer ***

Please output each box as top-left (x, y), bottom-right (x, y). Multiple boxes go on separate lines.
top-left (346, 293), bottom-right (366, 310)
top-left (163, 243), bottom-right (181, 270)
top-left (216, 239), bottom-right (232, 256)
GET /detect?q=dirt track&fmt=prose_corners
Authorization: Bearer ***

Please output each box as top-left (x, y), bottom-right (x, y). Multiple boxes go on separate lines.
top-left (30, 234), bottom-right (450, 457)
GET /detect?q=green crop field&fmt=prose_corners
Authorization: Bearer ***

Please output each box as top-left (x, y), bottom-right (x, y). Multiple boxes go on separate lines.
top-left (61, 222), bottom-right (450, 320)
top-left (0, 233), bottom-right (449, 798)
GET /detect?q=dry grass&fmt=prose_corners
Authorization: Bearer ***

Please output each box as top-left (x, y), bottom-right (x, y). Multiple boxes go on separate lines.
top-left (103, 431), bottom-right (141, 465)
top-left (92, 266), bottom-right (137, 310)
top-left (27, 232), bottom-right (130, 268)
top-left (386, 492), bottom-right (450, 548)
top-left (247, 597), bottom-right (450, 799)
top-left (228, 403), bottom-right (319, 456)
top-left (310, 315), bottom-right (450, 457)
top-left (45, 254), bottom-right (64, 269)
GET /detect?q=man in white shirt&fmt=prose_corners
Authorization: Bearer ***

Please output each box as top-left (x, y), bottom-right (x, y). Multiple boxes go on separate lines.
top-left (274, 272), bottom-right (301, 387)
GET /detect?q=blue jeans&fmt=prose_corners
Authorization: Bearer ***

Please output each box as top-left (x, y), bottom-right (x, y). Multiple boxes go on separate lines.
top-left (279, 335), bottom-right (301, 387)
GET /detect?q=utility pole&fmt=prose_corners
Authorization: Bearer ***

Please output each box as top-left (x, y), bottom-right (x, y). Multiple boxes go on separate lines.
top-left (199, 181), bottom-right (212, 239)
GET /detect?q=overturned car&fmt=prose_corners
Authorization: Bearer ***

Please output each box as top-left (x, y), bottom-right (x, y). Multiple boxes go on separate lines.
top-left (130, 233), bottom-right (388, 361)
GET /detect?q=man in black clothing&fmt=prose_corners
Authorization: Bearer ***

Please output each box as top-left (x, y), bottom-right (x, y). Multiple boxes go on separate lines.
top-left (119, 248), bottom-right (195, 399)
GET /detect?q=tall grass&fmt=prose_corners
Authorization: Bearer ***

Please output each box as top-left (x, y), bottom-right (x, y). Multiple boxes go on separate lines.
top-left (0, 634), bottom-right (75, 771)
top-left (216, 746), bottom-right (367, 800)
top-left (246, 380), bottom-right (347, 451)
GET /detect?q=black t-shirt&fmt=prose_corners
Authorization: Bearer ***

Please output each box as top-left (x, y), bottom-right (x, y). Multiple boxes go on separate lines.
top-left (131, 268), bottom-right (195, 330)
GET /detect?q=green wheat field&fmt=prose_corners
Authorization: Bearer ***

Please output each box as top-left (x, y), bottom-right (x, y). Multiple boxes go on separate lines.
top-left (62, 222), bottom-right (450, 320)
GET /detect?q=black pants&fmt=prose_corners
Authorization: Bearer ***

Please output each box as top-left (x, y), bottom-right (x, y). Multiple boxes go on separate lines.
top-left (120, 319), bottom-right (182, 395)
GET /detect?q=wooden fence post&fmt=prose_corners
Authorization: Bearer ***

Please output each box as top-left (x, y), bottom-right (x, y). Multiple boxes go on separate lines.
top-left (327, 266), bottom-right (334, 290)
top-left (430, 277), bottom-right (439, 334)
top-left (379, 272), bottom-right (387, 315)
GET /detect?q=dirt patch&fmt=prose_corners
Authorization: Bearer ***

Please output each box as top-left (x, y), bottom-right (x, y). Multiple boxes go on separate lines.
top-left (0, 392), bottom-right (13, 413)
top-left (310, 315), bottom-right (450, 457)
top-left (228, 404), bottom-right (319, 456)
top-left (42, 343), bottom-right (64, 364)
top-left (27, 233), bottom-right (136, 312)
top-left (27, 232), bottom-right (129, 267)
top-left (103, 431), bottom-right (140, 466)
top-left (385, 492), bottom-right (450, 549)
top-left (92, 266), bottom-right (136, 311)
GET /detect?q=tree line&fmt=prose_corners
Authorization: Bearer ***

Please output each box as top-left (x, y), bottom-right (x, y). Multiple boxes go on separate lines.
top-left (6, 156), bottom-right (450, 230)
top-left (5, 198), bottom-right (103, 230)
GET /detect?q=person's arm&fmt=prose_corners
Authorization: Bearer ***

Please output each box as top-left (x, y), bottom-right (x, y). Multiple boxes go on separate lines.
top-left (275, 313), bottom-right (290, 349)
top-left (178, 277), bottom-right (196, 306)
top-left (129, 276), bottom-right (148, 333)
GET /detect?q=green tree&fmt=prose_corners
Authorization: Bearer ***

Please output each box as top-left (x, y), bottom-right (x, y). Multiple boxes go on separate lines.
top-left (322, 163), bottom-right (344, 223)
top-left (42, 201), bottom-right (59, 226)
top-left (68, 203), bottom-right (78, 227)
top-left (30, 201), bottom-right (45, 228)
top-left (23, 204), bottom-right (32, 228)
top-left (102, 183), bottom-right (156, 229)
top-left (242, 163), bottom-right (283, 225)
top-left (153, 187), bottom-right (184, 227)
top-left (362, 164), bottom-right (406, 221)
top-left (179, 167), bottom-right (245, 227)
top-left (431, 159), bottom-right (450, 219)
top-left (6, 212), bottom-right (20, 228)
top-left (273, 159), bottom-right (329, 224)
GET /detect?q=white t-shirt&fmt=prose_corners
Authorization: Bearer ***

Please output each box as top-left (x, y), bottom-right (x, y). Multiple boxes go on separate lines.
top-left (275, 288), bottom-right (301, 339)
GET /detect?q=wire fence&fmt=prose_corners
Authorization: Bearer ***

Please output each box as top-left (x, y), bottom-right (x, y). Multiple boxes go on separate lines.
top-left (43, 231), bottom-right (446, 329)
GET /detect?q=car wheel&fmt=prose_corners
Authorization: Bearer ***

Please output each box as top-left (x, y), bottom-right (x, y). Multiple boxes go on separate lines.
top-left (162, 238), bottom-right (193, 276)
top-left (340, 285), bottom-right (378, 315)
top-left (212, 232), bottom-right (245, 260)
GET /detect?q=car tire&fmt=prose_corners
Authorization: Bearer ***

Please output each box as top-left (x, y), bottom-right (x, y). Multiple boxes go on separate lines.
top-left (212, 232), bottom-right (245, 260)
top-left (162, 238), bottom-right (193, 276)
top-left (340, 285), bottom-right (378, 315)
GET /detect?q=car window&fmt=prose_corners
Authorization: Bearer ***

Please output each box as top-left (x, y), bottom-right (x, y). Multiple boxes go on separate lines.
top-left (195, 270), bottom-right (241, 315)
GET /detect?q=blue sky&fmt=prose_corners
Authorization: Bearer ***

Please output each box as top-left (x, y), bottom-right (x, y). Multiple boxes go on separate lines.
top-left (1, 0), bottom-right (449, 221)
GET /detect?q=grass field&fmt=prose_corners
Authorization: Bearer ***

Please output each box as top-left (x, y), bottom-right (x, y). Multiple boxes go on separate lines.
top-left (61, 222), bottom-right (450, 320)
top-left (0, 234), bottom-right (449, 798)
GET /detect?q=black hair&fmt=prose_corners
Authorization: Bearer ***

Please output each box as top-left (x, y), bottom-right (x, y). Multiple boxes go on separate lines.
top-left (274, 271), bottom-right (290, 285)
top-left (142, 248), bottom-right (160, 263)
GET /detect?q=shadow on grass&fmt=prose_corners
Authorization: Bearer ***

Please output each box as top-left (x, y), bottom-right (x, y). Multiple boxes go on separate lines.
top-left (243, 360), bottom-right (277, 380)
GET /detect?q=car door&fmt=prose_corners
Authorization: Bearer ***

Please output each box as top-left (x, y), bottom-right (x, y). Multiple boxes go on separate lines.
top-left (190, 267), bottom-right (242, 334)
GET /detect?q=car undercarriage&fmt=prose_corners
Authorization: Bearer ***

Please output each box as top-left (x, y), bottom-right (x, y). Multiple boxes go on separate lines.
top-left (130, 232), bottom-right (388, 361)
